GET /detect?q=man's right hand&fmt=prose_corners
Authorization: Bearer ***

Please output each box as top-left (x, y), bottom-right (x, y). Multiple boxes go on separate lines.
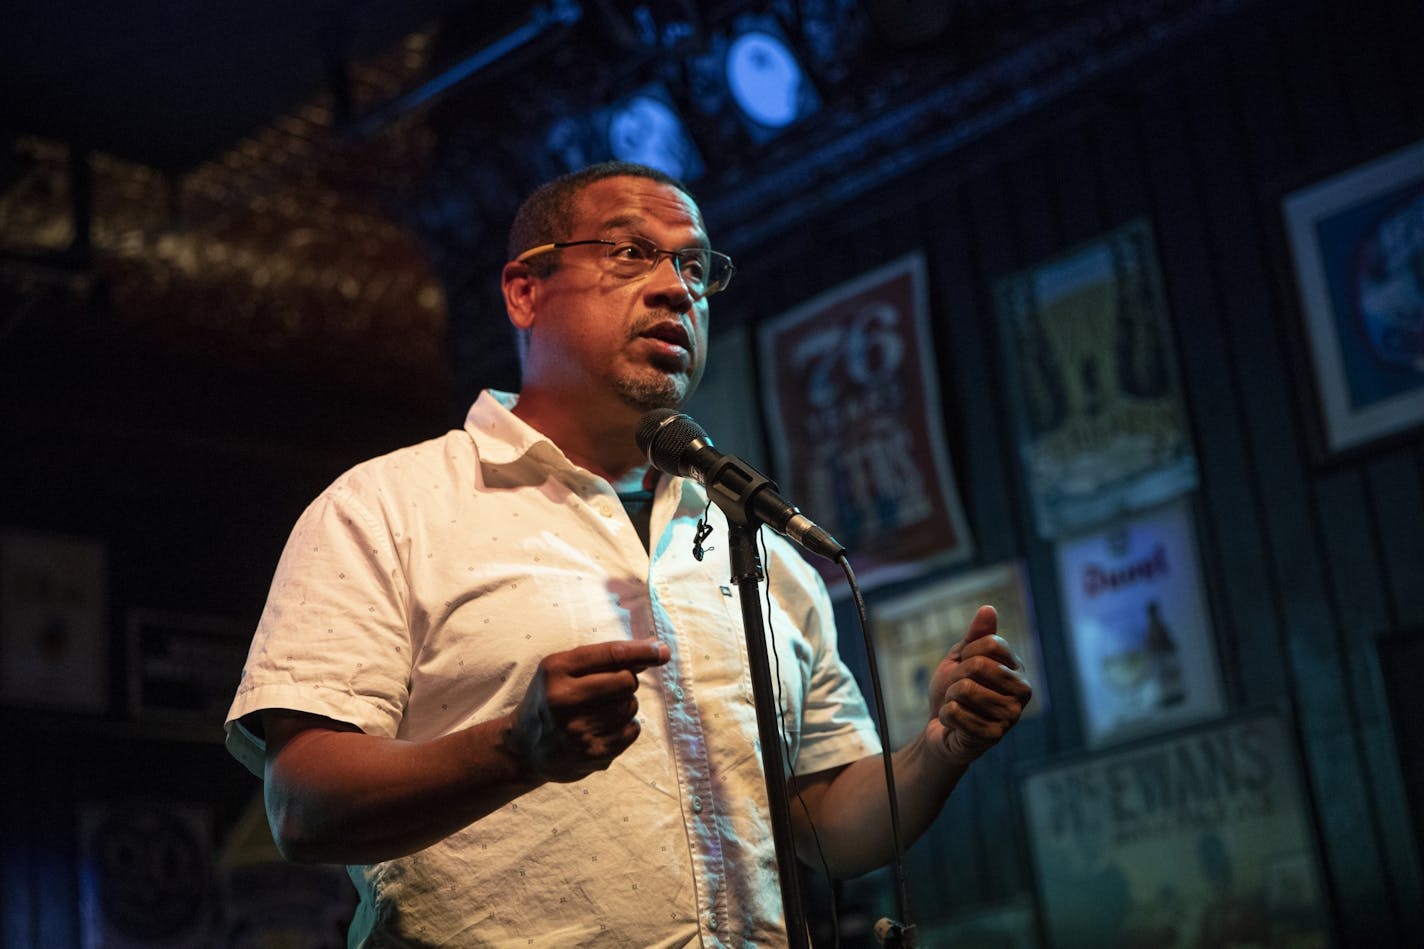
top-left (503, 639), bottom-right (671, 783)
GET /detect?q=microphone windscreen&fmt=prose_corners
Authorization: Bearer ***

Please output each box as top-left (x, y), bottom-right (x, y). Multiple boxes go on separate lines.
top-left (636, 409), bottom-right (709, 474)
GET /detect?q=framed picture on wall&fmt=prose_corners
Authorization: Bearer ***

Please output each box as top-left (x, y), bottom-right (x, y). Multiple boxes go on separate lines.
top-left (1018, 709), bottom-right (1332, 949)
top-left (0, 528), bottom-right (109, 712)
top-left (993, 219), bottom-right (1199, 540)
top-left (1282, 138), bottom-right (1424, 455)
top-left (126, 609), bottom-right (251, 727)
top-left (1054, 497), bottom-right (1224, 747)
top-left (757, 251), bottom-right (974, 595)
top-left (79, 801), bottom-right (215, 947)
top-left (869, 560), bottom-right (1046, 748)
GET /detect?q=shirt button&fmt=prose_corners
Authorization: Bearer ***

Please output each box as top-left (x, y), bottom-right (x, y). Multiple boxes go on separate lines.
top-left (705, 914), bottom-right (718, 931)
top-left (691, 795), bottom-right (703, 813)
top-left (597, 501), bottom-right (614, 517)
top-left (671, 685), bottom-right (684, 701)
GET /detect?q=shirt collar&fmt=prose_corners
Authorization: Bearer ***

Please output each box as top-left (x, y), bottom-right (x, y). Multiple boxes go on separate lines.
top-left (464, 390), bottom-right (698, 519)
top-left (464, 389), bottom-right (561, 467)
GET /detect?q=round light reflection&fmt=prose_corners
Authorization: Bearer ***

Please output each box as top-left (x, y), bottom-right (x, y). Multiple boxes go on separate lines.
top-left (726, 31), bottom-right (803, 129)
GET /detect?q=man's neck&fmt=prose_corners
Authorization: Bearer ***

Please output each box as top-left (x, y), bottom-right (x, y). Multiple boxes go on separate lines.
top-left (511, 389), bottom-right (653, 486)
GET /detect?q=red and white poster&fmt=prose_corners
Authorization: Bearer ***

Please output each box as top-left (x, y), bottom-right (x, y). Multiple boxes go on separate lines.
top-left (757, 252), bottom-right (973, 593)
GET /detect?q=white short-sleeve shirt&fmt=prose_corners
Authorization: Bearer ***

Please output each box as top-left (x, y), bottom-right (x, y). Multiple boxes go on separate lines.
top-left (225, 390), bottom-right (881, 948)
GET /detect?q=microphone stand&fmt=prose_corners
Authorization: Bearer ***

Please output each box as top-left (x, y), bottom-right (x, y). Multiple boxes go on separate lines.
top-left (715, 487), bottom-right (811, 949)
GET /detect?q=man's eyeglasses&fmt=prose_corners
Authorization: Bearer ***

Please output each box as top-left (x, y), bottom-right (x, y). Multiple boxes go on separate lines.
top-left (514, 236), bottom-right (735, 298)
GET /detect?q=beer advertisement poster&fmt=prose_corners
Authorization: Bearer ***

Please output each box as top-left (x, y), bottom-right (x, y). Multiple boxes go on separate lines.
top-left (994, 219), bottom-right (1198, 539)
top-left (757, 252), bottom-right (973, 593)
top-left (870, 560), bottom-right (1045, 748)
top-left (1020, 711), bottom-right (1331, 949)
top-left (1054, 498), bottom-right (1224, 747)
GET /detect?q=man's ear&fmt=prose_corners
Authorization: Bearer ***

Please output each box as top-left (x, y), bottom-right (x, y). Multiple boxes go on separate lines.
top-left (502, 260), bottom-right (538, 331)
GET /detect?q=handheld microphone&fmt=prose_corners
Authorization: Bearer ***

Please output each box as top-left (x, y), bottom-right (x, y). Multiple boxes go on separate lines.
top-left (636, 409), bottom-right (845, 562)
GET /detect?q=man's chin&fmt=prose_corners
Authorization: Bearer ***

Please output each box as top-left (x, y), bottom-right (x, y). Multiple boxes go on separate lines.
top-left (616, 374), bottom-right (687, 413)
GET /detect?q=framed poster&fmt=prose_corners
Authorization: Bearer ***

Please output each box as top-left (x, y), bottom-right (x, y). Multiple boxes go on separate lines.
top-left (1282, 138), bottom-right (1424, 454)
top-left (994, 219), bottom-right (1198, 539)
top-left (0, 528), bottom-right (108, 712)
top-left (870, 560), bottom-right (1045, 748)
top-left (757, 252), bottom-right (973, 594)
top-left (126, 609), bottom-right (251, 726)
top-left (1020, 710), bottom-right (1332, 949)
top-left (1055, 497), bottom-right (1224, 747)
top-left (79, 801), bottom-right (215, 948)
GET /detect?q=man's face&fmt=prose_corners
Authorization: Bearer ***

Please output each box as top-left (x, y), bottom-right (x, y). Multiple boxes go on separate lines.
top-left (521, 175), bottom-right (712, 412)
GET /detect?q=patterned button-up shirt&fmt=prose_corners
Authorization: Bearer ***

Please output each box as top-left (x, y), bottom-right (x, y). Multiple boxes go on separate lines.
top-left (226, 390), bottom-right (881, 947)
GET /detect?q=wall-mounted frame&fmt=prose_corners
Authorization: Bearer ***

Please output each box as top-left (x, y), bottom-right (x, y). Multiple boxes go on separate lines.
top-left (126, 608), bottom-right (250, 728)
top-left (757, 251), bottom-right (974, 595)
top-left (0, 528), bottom-right (109, 712)
top-left (1282, 138), bottom-right (1424, 455)
top-left (993, 218), bottom-right (1198, 540)
top-left (869, 560), bottom-right (1046, 748)
top-left (1054, 497), bottom-right (1224, 747)
top-left (1018, 709), bottom-right (1332, 949)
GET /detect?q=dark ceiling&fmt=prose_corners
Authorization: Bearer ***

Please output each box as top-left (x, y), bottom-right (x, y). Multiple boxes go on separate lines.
top-left (0, 1), bottom-right (447, 171)
top-left (1, 1), bottom-right (1247, 202)
top-left (0, 0), bottom-right (1251, 408)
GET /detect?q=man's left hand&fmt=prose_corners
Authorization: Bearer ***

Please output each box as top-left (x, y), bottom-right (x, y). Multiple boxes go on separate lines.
top-left (925, 605), bottom-right (1032, 766)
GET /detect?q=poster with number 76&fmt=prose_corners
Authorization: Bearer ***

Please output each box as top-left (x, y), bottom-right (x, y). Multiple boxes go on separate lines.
top-left (756, 252), bottom-right (973, 594)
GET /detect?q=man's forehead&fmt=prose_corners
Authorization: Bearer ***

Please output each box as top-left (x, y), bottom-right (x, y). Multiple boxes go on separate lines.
top-left (574, 176), bottom-right (705, 234)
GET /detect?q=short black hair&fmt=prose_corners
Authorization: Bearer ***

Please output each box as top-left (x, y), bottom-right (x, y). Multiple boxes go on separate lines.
top-left (506, 161), bottom-right (695, 275)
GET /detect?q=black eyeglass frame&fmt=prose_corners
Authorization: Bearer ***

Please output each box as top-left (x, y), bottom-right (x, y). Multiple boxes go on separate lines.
top-left (513, 237), bottom-right (735, 298)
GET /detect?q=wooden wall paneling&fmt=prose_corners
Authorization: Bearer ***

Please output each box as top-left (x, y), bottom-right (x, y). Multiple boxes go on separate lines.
top-left (984, 138), bottom-right (1084, 755)
top-left (1277, 0), bottom-right (1354, 172)
top-left (1366, 451), bottom-right (1424, 630)
top-left (1187, 38), bottom-right (1397, 944)
top-left (9, 740), bottom-right (83, 948)
top-left (923, 195), bottom-right (1019, 569)
top-left (919, 180), bottom-right (1052, 782)
top-left (1047, 118), bottom-right (1105, 249)
top-left (1093, 88), bottom-right (1263, 717)
top-left (1384, 0), bottom-right (1424, 126)
top-left (1225, 2), bottom-right (1304, 183)
top-left (960, 139), bottom-right (1084, 812)
top-left (1, 785), bottom-right (39, 949)
top-left (1319, 0), bottom-right (1411, 146)
top-left (1376, 630), bottom-right (1424, 899)
top-left (1249, 0), bottom-right (1315, 169)
top-left (972, 180), bottom-right (1082, 757)
top-left (1315, 467), bottom-right (1424, 939)
top-left (952, 141), bottom-right (1068, 905)
top-left (915, 178), bottom-right (1053, 916)
top-left (926, 165), bottom-right (1025, 914)
top-left (904, 189), bottom-right (996, 919)
top-left (1135, 78), bottom-right (1288, 707)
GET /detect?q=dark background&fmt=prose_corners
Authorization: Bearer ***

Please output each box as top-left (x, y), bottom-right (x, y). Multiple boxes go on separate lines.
top-left (2, 0), bottom-right (1421, 945)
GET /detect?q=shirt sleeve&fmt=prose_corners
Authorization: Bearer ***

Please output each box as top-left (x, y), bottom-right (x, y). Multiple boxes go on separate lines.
top-left (224, 472), bottom-right (414, 776)
top-left (772, 545), bottom-right (884, 776)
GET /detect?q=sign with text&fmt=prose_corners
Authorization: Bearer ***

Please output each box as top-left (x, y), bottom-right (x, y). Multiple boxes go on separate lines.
top-left (1021, 711), bottom-right (1331, 949)
top-left (126, 609), bottom-right (250, 725)
top-left (1055, 497), bottom-right (1224, 746)
top-left (757, 252), bottom-right (973, 593)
